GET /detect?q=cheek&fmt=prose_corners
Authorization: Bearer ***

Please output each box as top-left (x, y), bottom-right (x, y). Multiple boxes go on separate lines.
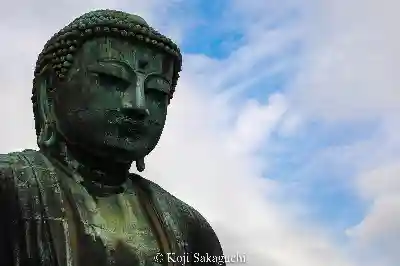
top-left (55, 76), bottom-right (121, 115)
top-left (53, 89), bottom-right (104, 135)
top-left (147, 101), bottom-right (167, 123)
top-left (54, 76), bottom-right (92, 110)
top-left (146, 111), bottom-right (167, 141)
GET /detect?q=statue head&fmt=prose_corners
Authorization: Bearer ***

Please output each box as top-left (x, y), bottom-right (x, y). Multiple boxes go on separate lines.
top-left (32, 10), bottom-right (182, 169)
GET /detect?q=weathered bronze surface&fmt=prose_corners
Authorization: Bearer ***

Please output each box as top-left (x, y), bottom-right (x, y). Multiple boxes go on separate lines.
top-left (0, 9), bottom-right (225, 266)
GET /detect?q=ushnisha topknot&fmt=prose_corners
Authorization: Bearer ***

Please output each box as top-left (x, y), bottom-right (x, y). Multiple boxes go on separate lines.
top-left (32, 9), bottom-right (182, 138)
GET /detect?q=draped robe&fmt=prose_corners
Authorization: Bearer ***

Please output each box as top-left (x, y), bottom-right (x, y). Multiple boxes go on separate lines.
top-left (0, 150), bottom-right (225, 266)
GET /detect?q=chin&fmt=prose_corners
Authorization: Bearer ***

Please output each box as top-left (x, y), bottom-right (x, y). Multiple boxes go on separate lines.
top-left (101, 135), bottom-right (155, 160)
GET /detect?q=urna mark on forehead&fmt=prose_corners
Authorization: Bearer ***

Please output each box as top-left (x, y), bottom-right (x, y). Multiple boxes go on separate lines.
top-left (78, 37), bottom-right (174, 76)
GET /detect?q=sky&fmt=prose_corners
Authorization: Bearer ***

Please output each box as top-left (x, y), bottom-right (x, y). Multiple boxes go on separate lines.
top-left (0, 0), bottom-right (399, 265)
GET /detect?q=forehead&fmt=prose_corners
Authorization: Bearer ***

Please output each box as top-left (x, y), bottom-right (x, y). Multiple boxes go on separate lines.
top-left (78, 37), bottom-right (173, 73)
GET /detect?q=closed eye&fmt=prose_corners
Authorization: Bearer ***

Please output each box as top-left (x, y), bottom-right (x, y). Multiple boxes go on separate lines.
top-left (145, 76), bottom-right (170, 94)
top-left (145, 87), bottom-right (169, 103)
top-left (146, 86), bottom-right (169, 94)
top-left (96, 72), bottom-right (131, 91)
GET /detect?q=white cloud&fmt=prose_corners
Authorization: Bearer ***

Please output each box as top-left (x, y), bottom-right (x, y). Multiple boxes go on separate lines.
top-left (147, 72), bottom-right (354, 266)
top-left (219, 0), bottom-right (400, 265)
top-left (345, 163), bottom-right (400, 265)
top-left (276, 1), bottom-right (400, 265)
top-left (2, 0), bottom-right (398, 266)
top-left (226, 94), bottom-right (287, 155)
top-left (145, 7), bottom-right (355, 264)
top-left (289, 0), bottom-right (400, 122)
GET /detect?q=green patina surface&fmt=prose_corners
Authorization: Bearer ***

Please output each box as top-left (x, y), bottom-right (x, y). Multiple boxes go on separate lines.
top-left (0, 9), bottom-right (225, 266)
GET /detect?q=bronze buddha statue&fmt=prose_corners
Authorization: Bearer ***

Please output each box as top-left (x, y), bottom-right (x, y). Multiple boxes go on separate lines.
top-left (0, 9), bottom-right (225, 266)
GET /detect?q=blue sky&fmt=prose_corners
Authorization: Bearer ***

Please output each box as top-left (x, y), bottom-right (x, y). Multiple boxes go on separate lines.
top-left (180, 0), bottom-right (244, 58)
top-left (0, 1), bottom-right (398, 265)
top-left (173, 4), bottom-right (400, 264)
top-left (180, 0), bottom-right (366, 236)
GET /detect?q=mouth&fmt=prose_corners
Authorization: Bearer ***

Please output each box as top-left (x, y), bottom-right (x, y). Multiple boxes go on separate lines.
top-left (114, 117), bottom-right (147, 136)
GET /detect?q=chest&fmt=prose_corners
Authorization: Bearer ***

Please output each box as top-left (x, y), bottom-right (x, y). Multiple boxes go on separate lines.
top-left (63, 179), bottom-right (162, 266)
top-left (8, 152), bottom-right (193, 266)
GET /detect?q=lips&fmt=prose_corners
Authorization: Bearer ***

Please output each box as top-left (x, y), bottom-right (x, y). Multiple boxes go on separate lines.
top-left (114, 117), bottom-right (147, 136)
top-left (113, 115), bottom-right (141, 124)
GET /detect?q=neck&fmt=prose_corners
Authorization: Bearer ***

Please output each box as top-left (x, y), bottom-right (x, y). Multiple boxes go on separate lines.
top-left (42, 138), bottom-right (132, 187)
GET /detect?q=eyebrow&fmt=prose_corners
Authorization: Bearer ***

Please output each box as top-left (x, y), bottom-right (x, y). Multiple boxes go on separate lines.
top-left (96, 57), bottom-right (166, 78)
top-left (97, 58), bottom-right (134, 72)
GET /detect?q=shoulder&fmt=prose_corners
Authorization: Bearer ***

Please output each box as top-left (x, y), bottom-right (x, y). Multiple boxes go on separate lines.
top-left (0, 150), bottom-right (44, 264)
top-left (0, 150), bottom-right (24, 170)
top-left (0, 149), bottom-right (44, 190)
top-left (0, 149), bottom-right (43, 173)
top-left (137, 176), bottom-right (204, 220)
top-left (0, 149), bottom-right (42, 169)
top-left (0, 154), bottom-right (15, 193)
top-left (0, 151), bottom-right (26, 186)
top-left (136, 176), bottom-right (225, 257)
top-left (0, 150), bottom-right (35, 219)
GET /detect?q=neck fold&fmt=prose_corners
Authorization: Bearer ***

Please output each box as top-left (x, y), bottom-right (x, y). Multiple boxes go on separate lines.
top-left (42, 139), bottom-right (132, 188)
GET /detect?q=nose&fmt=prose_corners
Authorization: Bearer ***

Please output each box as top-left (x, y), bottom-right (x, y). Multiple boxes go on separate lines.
top-left (121, 74), bottom-right (149, 120)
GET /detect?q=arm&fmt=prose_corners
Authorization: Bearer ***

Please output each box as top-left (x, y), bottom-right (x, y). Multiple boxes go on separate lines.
top-left (0, 164), bottom-right (16, 266)
top-left (188, 209), bottom-right (226, 266)
top-left (0, 209), bottom-right (13, 266)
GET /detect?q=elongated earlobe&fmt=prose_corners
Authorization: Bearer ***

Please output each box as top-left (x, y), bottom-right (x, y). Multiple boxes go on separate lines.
top-left (35, 66), bottom-right (57, 149)
top-left (38, 119), bottom-right (56, 147)
top-left (136, 158), bottom-right (145, 172)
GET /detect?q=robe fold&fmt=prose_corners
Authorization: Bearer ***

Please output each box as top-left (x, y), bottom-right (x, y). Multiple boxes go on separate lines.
top-left (0, 150), bottom-right (225, 266)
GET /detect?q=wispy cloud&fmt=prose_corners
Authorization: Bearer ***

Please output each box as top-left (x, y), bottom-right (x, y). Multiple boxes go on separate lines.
top-left (0, 1), bottom-right (398, 265)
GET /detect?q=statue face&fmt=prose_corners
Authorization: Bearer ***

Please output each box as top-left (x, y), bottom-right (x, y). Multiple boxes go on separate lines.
top-left (52, 37), bottom-right (175, 162)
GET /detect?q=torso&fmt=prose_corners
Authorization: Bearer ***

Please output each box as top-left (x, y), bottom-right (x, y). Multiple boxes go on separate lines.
top-left (62, 173), bottom-right (163, 266)
top-left (0, 150), bottom-right (224, 266)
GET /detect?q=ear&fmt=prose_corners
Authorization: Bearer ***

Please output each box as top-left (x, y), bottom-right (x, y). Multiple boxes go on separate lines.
top-left (35, 65), bottom-right (56, 122)
top-left (35, 65), bottom-right (58, 147)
